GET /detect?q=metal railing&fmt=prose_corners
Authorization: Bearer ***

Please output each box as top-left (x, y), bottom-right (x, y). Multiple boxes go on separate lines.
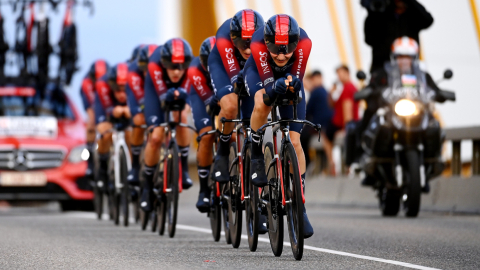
top-left (445, 126), bottom-right (480, 176)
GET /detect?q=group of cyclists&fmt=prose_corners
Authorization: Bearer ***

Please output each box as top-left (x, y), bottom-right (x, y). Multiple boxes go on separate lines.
top-left (81, 9), bottom-right (316, 257)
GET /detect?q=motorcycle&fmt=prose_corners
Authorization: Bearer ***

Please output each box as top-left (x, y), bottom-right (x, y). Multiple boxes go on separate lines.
top-left (346, 64), bottom-right (455, 217)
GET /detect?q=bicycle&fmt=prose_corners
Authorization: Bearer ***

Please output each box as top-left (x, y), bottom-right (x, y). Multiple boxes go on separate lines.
top-left (220, 85), bottom-right (260, 251)
top-left (257, 89), bottom-right (321, 260)
top-left (196, 106), bottom-right (231, 243)
top-left (140, 98), bottom-right (196, 238)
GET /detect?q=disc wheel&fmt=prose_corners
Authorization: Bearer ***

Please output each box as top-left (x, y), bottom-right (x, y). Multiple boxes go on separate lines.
top-left (166, 144), bottom-right (180, 238)
top-left (403, 150), bottom-right (421, 217)
top-left (228, 142), bottom-right (242, 248)
top-left (244, 144), bottom-right (259, 252)
top-left (264, 142), bottom-right (283, 256)
top-left (283, 143), bottom-right (304, 260)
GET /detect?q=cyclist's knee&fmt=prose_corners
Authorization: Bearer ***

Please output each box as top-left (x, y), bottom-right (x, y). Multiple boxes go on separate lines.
top-left (253, 90), bottom-right (270, 116)
top-left (133, 113), bottom-right (145, 126)
top-left (220, 94), bottom-right (238, 119)
top-left (148, 128), bottom-right (163, 148)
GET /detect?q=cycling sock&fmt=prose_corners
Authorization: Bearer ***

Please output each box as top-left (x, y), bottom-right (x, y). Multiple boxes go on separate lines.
top-left (198, 165), bottom-right (210, 193)
top-left (179, 145), bottom-right (189, 172)
top-left (131, 144), bottom-right (143, 169)
top-left (217, 132), bottom-right (232, 156)
top-left (143, 165), bottom-right (156, 188)
top-left (99, 153), bottom-right (110, 170)
top-left (251, 130), bottom-right (263, 159)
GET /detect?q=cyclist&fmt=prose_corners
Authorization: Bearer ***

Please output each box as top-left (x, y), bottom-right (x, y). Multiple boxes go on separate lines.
top-left (125, 44), bottom-right (158, 186)
top-left (243, 14), bottom-right (314, 238)
top-left (209, 9), bottom-right (264, 183)
top-left (141, 38), bottom-right (193, 212)
top-left (94, 63), bottom-right (131, 191)
top-left (80, 60), bottom-right (109, 179)
top-left (187, 36), bottom-right (216, 213)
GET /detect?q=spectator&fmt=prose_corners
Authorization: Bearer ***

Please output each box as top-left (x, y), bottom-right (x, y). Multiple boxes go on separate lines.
top-left (301, 70), bottom-right (335, 174)
top-left (364, 0), bottom-right (434, 72)
top-left (327, 65), bottom-right (359, 173)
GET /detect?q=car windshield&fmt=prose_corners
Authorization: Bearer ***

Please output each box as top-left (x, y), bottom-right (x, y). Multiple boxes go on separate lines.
top-left (0, 88), bottom-right (75, 120)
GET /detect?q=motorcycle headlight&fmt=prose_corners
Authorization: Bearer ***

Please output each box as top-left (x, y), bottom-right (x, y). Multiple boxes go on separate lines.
top-left (395, 99), bottom-right (417, 116)
top-left (68, 146), bottom-right (90, 163)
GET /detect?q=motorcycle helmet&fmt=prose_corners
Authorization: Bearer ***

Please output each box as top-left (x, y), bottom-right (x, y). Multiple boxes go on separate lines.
top-left (107, 63), bottom-right (129, 91)
top-left (138, 44), bottom-right (158, 72)
top-left (199, 36), bottom-right (216, 70)
top-left (264, 14), bottom-right (300, 55)
top-left (230, 9), bottom-right (264, 50)
top-left (391, 36), bottom-right (419, 57)
top-left (160, 38), bottom-right (193, 70)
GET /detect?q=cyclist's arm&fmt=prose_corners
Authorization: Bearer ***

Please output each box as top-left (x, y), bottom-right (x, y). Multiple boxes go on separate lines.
top-left (208, 46), bottom-right (232, 96)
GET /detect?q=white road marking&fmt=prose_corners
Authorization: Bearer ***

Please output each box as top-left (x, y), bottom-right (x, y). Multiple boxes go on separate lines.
top-left (69, 212), bottom-right (441, 270)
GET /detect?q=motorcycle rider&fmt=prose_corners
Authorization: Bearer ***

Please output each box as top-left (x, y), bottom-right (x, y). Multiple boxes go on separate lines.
top-left (94, 63), bottom-right (131, 191)
top-left (187, 36), bottom-right (217, 213)
top-left (209, 9), bottom-right (264, 183)
top-left (244, 14), bottom-right (314, 238)
top-left (125, 44), bottom-right (158, 186)
top-left (80, 60), bottom-right (109, 179)
top-left (141, 38), bottom-right (193, 212)
top-left (356, 36), bottom-right (443, 188)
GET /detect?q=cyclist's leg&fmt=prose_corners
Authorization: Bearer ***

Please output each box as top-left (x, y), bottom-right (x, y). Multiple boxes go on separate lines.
top-left (86, 107), bottom-right (96, 178)
top-left (141, 82), bottom-right (165, 211)
top-left (127, 89), bottom-right (145, 186)
top-left (94, 96), bottom-right (112, 191)
top-left (191, 90), bottom-right (214, 212)
top-left (168, 103), bottom-right (193, 189)
top-left (212, 91), bottom-right (238, 182)
top-left (246, 66), bottom-right (270, 187)
top-left (278, 87), bottom-right (314, 238)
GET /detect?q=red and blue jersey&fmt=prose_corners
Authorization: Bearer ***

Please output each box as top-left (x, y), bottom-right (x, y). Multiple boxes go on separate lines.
top-left (188, 57), bottom-right (214, 105)
top-left (144, 45), bottom-right (190, 101)
top-left (249, 27), bottom-right (311, 93)
top-left (208, 19), bottom-right (247, 95)
top-left (126, 60), bottom-right (145, 105)
top-left (80, 75), bottom-right (95, 110)
top-left (94, 74), bottom-right (125, 115)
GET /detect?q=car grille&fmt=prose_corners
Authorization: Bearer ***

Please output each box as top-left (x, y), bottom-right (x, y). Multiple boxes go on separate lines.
top-left (0, 148), bottom-right (65, 171)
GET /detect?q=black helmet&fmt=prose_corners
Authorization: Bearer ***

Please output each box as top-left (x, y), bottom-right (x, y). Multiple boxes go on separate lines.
top-left (199, 36), bottom-right (216, 70)
top-left (107, 63), bottom-right (128, 91)
top-left (138, 44), bottom-right (157, 72)
top-left (230, 9), bottom-right (264, 50)
top-left (264, 14), bottom-right (300, 54)
top-left (130, 44), bottom-right (144, 62)
top-left (160, 38), bottom-right (193, 70)
top-left (88, 60), bottom-right (109, 81)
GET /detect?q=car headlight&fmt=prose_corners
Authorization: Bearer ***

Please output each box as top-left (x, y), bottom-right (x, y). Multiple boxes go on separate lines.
top-left (394, 99), bottom-right (417, 116)
top-left (68, 146), bottom-right (90, 163)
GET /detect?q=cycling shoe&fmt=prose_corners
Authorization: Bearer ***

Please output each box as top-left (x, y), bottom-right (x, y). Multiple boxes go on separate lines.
top-left (196, 191), bottom-right (210, 213)
top-left (182, 171), bottom-right (193, 190)
top-left (140, 188), bottom-right (154, 212)
top-left (212, 154), bottom-right (230, 183)
top-left (251, 158), bottom-right (267, 187)
top-left (127, 167), bottom-right (140, 186)
top-left (258, 214), bottom-right (268, 234)
top-left (303, 206), bottom-right (314, 238)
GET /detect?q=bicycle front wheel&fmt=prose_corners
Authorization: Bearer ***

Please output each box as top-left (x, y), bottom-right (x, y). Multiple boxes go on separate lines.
top-left (119, 147), bottom-right (129, 227)
top-left (283, 143), bottom-right (304, 260)
top-left (244, 144), bottom-right (259, 252)
top-left (209, 183), bottom-right (221, 242)
top-left (166, 144), bottom-right (180, 238)
top-left (265, 142), bottom-right (283, 257)
top-left (228, 142), bottom-right (242, 248)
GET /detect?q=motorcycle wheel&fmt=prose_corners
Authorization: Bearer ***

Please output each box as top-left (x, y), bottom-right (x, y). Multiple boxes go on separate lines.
top-left (404, 150), bottom-right (421, 217)
top-left (379, 187), bottom-right (401, 217)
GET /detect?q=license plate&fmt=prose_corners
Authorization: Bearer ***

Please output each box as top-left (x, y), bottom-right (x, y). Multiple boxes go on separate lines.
top-left (0, 172), bottom-right (47, 186)
top-left (0, 116), bottom-right (58, 138)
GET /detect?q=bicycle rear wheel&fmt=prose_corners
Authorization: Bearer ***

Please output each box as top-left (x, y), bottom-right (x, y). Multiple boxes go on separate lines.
top-left (244, 144), bottom-right (259, 251)
top-left (166, 144), bottom-right (180, 238)
top-left (264, 142), bottom-right (283, 257)
top-left (283, 143), bottom-right (304, 260)
top-left (222, 183), bottom-right (232, 244)
top-left (120, 147), bottom-right (129, 227)
top-left (93, 186), bottom-right (103, 220)
top-left (228, 142), bottom-right (242, 248)
top-left (111, 155), bottom-right (121, 226)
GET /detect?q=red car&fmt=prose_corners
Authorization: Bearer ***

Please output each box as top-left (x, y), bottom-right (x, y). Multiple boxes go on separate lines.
top-left (0, 86), bottom-right (93, 210)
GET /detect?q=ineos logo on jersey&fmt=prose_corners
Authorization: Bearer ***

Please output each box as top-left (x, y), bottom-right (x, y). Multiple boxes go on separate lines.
top-left (225, 48), bottom-right (237, 72)
top-left (131, 75), bottom-right (143, 95)
top-left (193, 75), bottom-right (206, 97)
top-left (259, 51), bottom-right (270, 75)
top-left (153, 70), bottom-right (166, 92)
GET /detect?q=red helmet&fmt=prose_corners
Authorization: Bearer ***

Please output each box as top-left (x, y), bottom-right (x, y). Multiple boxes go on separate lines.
top-left (160, 38), bottom-right (193, 70)
top-left (108, 63), bottom-right (128, 90)
top-left (264, 14), bottom-right (300, 54)
top-left (230, 9), bottom-right (264, 50)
